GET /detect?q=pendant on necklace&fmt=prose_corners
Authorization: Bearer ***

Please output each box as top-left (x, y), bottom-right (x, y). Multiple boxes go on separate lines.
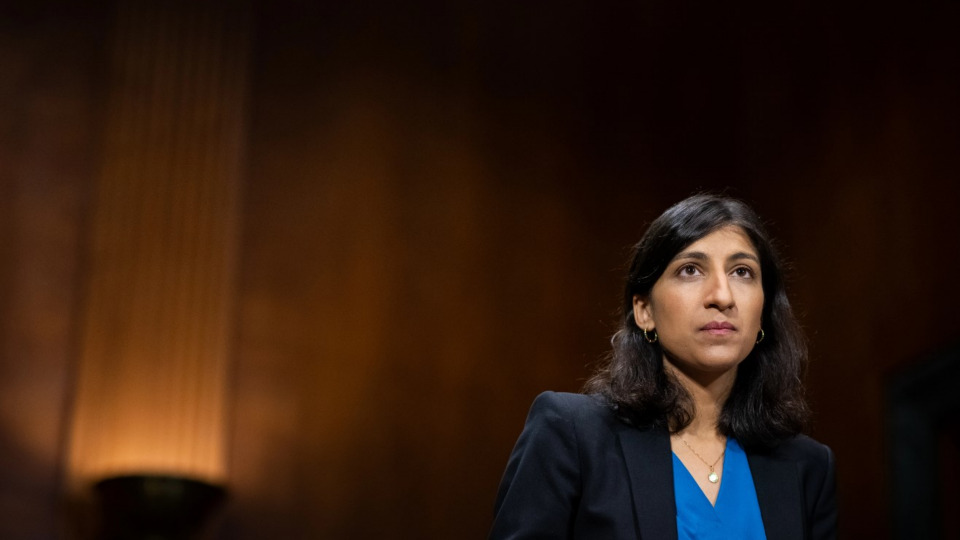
top-left (708, 471), bottom-right (719, 483)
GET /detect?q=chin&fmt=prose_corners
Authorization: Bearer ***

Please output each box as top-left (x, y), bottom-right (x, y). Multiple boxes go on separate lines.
top-left (690, 359), bottom-right (741, 374)
top-left (703, 343), bottom-right (753, 362)
top-left (664, 348), bottom-right (744, 375)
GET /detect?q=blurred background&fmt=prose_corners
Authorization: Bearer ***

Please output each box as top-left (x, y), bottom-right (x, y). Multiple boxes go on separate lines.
top-left (2, 0), bottom-right (959, 538)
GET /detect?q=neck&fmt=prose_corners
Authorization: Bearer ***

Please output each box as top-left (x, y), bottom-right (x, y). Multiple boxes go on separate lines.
top-left (663, 356), bottom-right (738, 441)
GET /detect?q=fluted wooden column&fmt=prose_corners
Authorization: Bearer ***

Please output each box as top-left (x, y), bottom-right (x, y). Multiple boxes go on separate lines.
top-left (66, 0), bottom-right (250, 489)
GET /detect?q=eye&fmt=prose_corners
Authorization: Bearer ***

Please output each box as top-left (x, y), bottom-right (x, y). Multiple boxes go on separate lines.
top-left (678, 264), bottom-right (702, 277)
top-left (732, 266), bottom-right (755, 279)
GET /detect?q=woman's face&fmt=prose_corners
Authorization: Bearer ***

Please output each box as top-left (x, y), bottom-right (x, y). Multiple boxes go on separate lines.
top-left (633, 225), bottom-right (764, 376)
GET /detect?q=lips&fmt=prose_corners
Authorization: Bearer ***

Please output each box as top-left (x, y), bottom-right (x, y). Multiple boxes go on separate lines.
top-left (701, 321), bottom-right (737, 335)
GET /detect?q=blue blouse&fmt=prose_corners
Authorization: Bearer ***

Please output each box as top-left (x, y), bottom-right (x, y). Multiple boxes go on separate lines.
top-left (672, 438), bottom-right (767, 540)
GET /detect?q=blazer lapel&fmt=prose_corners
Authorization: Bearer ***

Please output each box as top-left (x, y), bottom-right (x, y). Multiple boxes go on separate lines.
top-left (747, 451), bottom-right (804, 540)
top-left (618, 426), bottom-right (678, 540)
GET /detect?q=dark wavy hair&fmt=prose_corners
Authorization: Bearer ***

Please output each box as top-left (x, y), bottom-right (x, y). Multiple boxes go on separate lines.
top-left (583, 193), bottom-right (809, 450)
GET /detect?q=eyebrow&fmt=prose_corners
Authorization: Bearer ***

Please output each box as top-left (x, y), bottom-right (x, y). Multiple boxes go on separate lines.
top-left (672, 251), bottom-right (760, 264)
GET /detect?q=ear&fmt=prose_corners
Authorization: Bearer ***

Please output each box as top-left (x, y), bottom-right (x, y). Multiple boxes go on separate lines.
top-left (632, 294), bottom-right (654, 331)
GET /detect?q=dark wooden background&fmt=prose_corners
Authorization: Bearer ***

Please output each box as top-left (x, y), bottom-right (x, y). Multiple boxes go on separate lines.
top-left (2, 0), bottom-right (959, 538)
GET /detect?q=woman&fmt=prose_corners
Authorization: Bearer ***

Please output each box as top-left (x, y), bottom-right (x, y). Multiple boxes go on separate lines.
top-left (490, 194), bottom-right (837, 540)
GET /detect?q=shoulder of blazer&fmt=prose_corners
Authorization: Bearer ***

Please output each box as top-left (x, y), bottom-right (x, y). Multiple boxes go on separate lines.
top-left (490, 391), bottom-right (626, 538)
top-left (531, 390), bottom-right (606, 411)
top-left (761, 434), bottom-right (835, 476)
top-left (528, 391), bottom-right (623, 434)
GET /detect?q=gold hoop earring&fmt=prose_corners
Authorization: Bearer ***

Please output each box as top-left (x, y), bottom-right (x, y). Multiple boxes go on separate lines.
top-left (643, 328), bottom-right (658, 343)
top-left (756, 329), bottom-right (765, 344)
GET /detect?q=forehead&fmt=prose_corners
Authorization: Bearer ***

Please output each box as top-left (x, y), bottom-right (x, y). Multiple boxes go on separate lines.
top-left (675, 225), bottom-right (758, 259)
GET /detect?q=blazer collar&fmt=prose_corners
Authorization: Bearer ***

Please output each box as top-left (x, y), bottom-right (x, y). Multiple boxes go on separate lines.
top-left (618, 426), bottom-right (805, 540)
top-left (747, 450), bottom-right (805, 540)
top-left (618, 426), bottom-right (678, 540)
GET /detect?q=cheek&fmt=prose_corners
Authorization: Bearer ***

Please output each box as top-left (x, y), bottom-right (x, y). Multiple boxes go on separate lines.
top-left (651, 291), bottom-right (689, 326)
top-left (650, 292), bottom-right (696, 345)
top-left (747, 293), bottom-right (765, 327)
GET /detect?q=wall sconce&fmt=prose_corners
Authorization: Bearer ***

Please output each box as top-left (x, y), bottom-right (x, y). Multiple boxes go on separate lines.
top-left (95, 475), bottom-right (226, 540)
top-left (62, 1), bottom-right (251, 538)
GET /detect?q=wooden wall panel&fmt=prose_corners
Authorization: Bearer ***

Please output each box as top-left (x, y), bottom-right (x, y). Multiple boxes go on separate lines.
top-left (0, 1), bottom-right (958, 539)
top-left (221, 2), bottom-right (960, 539)
top-left (0, 2), bottom-right (108, 538)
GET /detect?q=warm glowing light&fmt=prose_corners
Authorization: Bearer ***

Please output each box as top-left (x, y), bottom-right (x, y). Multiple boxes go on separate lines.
top-left (65, 0), bottom-right (249, 490)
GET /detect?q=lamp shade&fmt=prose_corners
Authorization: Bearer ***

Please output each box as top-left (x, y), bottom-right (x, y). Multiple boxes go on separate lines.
top-left (64, 0), bottom-right (250, 492)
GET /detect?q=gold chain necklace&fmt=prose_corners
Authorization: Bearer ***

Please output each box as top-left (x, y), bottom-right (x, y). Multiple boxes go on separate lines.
top-left (679, 436), bottom-right (726, 484)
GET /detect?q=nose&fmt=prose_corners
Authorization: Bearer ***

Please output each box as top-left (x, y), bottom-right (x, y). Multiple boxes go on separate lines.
top-left (704, 273), bottom-right (735, 311)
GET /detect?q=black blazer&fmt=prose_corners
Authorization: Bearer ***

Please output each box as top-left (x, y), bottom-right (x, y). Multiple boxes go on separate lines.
top-left (490, 392), bottom-right (837, 540)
